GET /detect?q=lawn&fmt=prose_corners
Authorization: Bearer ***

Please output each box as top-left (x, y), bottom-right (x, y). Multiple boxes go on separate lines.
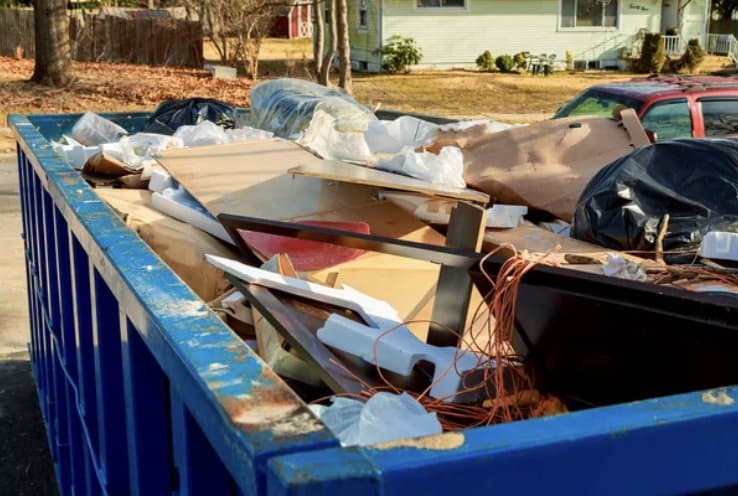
top-left (0, 38), bottom-right (638, 152)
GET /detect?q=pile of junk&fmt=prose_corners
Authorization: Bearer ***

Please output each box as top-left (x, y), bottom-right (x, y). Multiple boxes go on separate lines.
top-left (53, 78), bottom-right (738, 446)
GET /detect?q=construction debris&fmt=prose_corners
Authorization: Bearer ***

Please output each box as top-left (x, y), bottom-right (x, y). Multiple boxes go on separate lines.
top-left (52, 79), bottom-right (738, 444)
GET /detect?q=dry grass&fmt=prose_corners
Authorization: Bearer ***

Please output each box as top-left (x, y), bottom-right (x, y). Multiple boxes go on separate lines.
top-left (353, 70), bottom-right (637, 120)
top-left (1, 38), bottom-right (641, 151)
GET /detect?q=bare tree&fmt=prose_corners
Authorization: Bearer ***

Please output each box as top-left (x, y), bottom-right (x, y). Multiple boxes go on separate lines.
top-left (184, 0), bottom-right (289, 79)
top-left (32, 0), bottom-right (73, 87)
top-left (319, 0), bottom-right (336, 85)
top-left (335, 0), bottom-right (352, 94)
top-left (313, 0), bottom-right (324, 77)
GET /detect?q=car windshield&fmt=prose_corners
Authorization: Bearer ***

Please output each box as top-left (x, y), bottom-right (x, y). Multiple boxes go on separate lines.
top-left (554, 89), bottom-right (643, 119)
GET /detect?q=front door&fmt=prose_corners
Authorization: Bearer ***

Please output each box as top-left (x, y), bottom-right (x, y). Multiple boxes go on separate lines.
top-left (681, 0), bottom-right (710, 44)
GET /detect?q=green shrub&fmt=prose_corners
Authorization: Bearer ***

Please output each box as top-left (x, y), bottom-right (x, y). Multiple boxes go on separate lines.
top-left (381, 35), bottom-right (423, 74)
top-left (495, 54), bottom-right (514, 73)
top-left (476, 50), bottom-right (494, 71)
top-left (513, 52), bottom-right (527, 70)
top-left (637, 33), bottom-right (666, 73)
top-left (665, 27), bottom-right (679, 36)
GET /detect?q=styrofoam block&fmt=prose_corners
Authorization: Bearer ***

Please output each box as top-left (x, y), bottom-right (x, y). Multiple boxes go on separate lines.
top-left (317, 314), bottom-right (487, 402)
top-left (486, 204), bottom-right (528, 229)
top-left (699, 231), bottom-right (738, 262)
top-left (148, 168), bottom-right (177, 193)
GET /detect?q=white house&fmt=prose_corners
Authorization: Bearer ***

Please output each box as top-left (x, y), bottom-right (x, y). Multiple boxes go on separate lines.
top-left (339, 0), bottom-right (715, 71)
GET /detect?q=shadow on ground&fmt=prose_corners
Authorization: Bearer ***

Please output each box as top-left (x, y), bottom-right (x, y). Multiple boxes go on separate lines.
top-left (0, 352), bottom-right (58, 496)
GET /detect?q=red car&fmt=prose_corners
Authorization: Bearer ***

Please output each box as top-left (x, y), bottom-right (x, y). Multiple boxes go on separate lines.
top-left (554, 75), bottom-right (738, 141)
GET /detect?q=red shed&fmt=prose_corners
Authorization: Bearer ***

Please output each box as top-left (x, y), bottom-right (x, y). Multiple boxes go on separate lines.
top-left (271, 0), bottom-right (313, 39)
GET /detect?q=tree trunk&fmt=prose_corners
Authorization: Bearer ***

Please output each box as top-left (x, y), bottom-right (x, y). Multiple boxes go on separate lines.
top-left (319, 0), bottom-right (336, 85)
top-left (32, 0), bottom-right (73, 87)
top-left (313, 0), bottom-right (324, 77)
top-left (336, 0), bottom-right (352, 94)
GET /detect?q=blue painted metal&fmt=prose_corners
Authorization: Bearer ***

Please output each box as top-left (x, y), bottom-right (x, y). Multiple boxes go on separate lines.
top-left (268, 387), bottom-right (738, 496)
top-left (10, 112), bottom-right (338, 496)
top-left (12, 110), bottom-right (738, 496)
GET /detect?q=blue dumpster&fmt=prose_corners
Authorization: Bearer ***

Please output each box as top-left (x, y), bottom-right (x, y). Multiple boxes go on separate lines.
top-left (9, 111), bottom-right (738, 496)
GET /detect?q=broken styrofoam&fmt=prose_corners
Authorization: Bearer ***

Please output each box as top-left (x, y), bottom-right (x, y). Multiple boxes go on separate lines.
top-left (173, 120), bottom-right (274, 147)
top-left (368, 146), bottom-right (466, 188)
top-left (52, 139), bottom-right (101, 170)
top-left (317, 313), bottom-right (486, 402)
top-left (364, 116), bottom-right (438, 155)
top-left (205, 255), bottom-right (401, 325)
top-left (70, 111), bottom-right (128, 146)
top-left (148, 167), bottom-right (177, 193)
top-left (602, 253), bottom-right (648, 281)
top-left (310, 392), bottom-right (442, 447)
top-left (486, 204), bottom-right (528, 229)
top-left (151, 187), bottom-right (232, 243)
top-left (699, 232), bottom-right (738, 262)
top-left (205, 255), bottom-right (486, 402)
top-left (298, 110), bottom-right (371, 162)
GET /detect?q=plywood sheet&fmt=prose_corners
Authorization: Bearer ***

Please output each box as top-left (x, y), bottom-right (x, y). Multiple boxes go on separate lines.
top-left (288, 160), bottom-right (490, 203)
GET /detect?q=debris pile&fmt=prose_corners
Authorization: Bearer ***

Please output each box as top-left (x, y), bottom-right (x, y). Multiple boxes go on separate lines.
top-left (53, 78), bottom-right (738, 446)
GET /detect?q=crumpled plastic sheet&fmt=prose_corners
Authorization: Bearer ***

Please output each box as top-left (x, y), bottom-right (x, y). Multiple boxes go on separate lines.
top-left (369, 146), bottom-right (466, 188)
top-left (298, 110), bottom-right (371, 162)
top-left (173, 120), bottom-right (274, 147)
top-left (70, 112), bottom-right (128, 146)
top-left (310, 392), bottom-right (442, 447)
top-left (100, 133), bottom-right (184, 170)
top-left (249, 78), bottom-right (376, 138)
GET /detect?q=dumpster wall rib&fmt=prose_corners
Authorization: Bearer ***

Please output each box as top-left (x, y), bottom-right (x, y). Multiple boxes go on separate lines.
top-left (10, 114), bottom-right (338, 496)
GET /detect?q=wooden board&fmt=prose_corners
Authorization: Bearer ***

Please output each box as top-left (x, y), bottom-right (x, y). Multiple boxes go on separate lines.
top-left (288, 160), bottom-right (490, 203)
top-left (483, 221), bottom-right (646, 265)
top-left (157, 140), bottom-right (453, 323)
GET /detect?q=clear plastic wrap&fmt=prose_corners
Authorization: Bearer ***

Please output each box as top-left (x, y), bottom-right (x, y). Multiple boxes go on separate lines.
top-left (70, 112), bottom-right (128, 146)
top-left (368, 146), bottom-right (466, 188)
top-left (249, 78), bottom-right (376, 138)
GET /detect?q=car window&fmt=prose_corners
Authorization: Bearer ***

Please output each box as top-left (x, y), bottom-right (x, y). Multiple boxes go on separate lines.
top-left (640, 99), bottom-right (692, 141)
top-left (700, 98), bottom-right (738, 137)
top-left (554, 89), bottom-right (642, 119)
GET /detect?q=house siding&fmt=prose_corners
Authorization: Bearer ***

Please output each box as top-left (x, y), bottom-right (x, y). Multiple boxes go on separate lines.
top-left (346, 0), bottom-right (383, 71)
top-left (379, 0), bottom-right (663, 69)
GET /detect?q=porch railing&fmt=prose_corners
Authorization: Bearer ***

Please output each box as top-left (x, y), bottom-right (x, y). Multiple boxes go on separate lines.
top-left (662, 35), bottom-right (685, 56)
top-left (706, 33), bottom-right (738, 60)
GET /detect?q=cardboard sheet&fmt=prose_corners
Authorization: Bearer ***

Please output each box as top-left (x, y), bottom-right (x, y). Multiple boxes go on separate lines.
top-left (96, 189), bottom-right (237, 302)
top-left (435, 111), bottom-right (650, 222)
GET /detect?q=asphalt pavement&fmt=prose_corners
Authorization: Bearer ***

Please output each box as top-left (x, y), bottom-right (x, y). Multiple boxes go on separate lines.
top-left (0, 152), bottom-right (58, 495)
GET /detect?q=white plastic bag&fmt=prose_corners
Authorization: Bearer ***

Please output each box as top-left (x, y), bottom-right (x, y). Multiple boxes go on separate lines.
top-left (298, 110), bottom-right (371, 162)
top-left (100, 133), bottom-right (183, 170)
top-left (173, 120), bottom-right (226, 147)
top-left (70, 112), bottom-right (128, 146)
top-left (310, 392), bottom-right (442, 447)
top-left (369, 146), bottom-right (466, 188)
top-left (365, 116), bottom-right (438, 155)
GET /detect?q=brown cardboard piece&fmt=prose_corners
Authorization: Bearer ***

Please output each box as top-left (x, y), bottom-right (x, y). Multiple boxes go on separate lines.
top-left (96, 189), bottom-right (237, 302)
top-left (435, 111), bottom-right (650, 222)
top-left (82, 151), bottom-right (146, 188)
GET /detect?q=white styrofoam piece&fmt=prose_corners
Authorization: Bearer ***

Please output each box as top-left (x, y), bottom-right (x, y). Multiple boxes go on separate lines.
top-left (486, 204), bottom-right (528, 229)
top-left (699, 231), bottom-right (738, 262)
top-left (148, 168), bottom-right (177, 193)
top-left (51, 141), bottom-right (101, 169)
top-left (317, 314), bottom-right (486, 402)
top-left (151, 190), bottom-right (232, 244)
top-left (205, 255), bottom-right (400, 325)
top-left (205, 255), bottom-right (487, 402)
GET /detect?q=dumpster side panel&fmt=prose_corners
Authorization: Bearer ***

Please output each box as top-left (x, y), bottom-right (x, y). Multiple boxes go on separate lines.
top-left (268, 387), bottom-right (738, 495)
top-left (11, 114), bottom-right (338, 496)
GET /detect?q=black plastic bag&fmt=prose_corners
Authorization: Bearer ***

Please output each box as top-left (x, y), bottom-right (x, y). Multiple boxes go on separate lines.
top-left (143, 98), bottom-right (236, 135)
top-left (572, 139), bottom-right (738, 260)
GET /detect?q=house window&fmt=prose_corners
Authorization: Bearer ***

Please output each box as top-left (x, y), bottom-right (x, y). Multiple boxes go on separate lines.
top-left (359, 0), bottom-right (369, 29)
top-left (416, 0), bottom-right (465, 9)
top-left (561, 0), bottom-right (618, 28)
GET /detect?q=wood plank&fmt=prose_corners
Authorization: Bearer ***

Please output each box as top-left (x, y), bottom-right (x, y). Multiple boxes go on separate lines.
top-left (288, 160), bottom-right (490, 203)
